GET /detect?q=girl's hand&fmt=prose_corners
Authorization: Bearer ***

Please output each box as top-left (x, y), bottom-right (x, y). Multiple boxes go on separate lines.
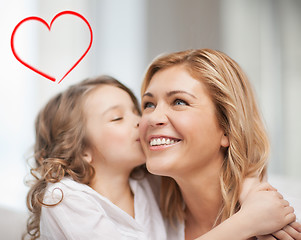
top-left (239, 182), bottom-right (296, 236)
top-left (257, 222), bottom-right (301, 240)
top-left (240, 178), bottom-right (301, 239)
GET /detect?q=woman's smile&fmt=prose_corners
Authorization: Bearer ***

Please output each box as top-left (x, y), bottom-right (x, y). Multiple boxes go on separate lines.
top-left (149, 135), bottom-right (182, 150)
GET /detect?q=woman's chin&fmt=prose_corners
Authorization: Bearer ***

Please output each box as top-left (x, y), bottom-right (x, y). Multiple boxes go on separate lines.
top-left (145, 160), bottom-right (175, 177)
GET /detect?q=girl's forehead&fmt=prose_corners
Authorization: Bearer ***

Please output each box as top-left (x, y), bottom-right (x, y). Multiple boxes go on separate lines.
top-left (84, 85), bottom-right (134, 113)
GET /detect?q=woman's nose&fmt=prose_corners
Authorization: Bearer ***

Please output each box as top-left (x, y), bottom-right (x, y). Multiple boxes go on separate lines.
top-left (147, 105), bottom-right (168, 127)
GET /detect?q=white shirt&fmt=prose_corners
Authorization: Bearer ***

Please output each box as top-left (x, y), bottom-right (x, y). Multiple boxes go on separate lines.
top-left (165, 220), bottom-right (184, 240)
top-left (40, 177), bottom-right (167, 240)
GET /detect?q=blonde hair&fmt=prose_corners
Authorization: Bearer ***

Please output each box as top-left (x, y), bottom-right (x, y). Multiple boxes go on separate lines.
top-left (141, 49), bottom-right (269, 224)
top-left (25, 75), bottom-right (142, 239)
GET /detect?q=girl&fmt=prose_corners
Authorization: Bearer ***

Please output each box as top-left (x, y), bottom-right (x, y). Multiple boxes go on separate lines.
top-left (139, 49), bottom-right (301, 239)
top-left (25, 76), bottom-right (165, 239)
top-left (25, 75), bottom-right (298, 240)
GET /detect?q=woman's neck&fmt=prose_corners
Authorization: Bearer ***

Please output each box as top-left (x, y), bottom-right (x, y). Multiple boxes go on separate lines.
top-left (175, 159), bottom-right (223, 239)
top-left (90, 166), bottom-right (135, 218)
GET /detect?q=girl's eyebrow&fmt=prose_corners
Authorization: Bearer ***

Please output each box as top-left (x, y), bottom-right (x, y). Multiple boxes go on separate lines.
top-left (142, 90), bottom-right (196, 99)
top-left (102, 105), bottom-right (121, 116)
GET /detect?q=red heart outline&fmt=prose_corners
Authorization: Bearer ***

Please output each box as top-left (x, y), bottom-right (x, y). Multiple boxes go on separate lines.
top-left (11, 11), bottom-right (93, 84)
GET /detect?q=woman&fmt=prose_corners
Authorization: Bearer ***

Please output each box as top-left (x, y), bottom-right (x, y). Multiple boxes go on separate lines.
top-left (139, 49), bottom-right (300, 239)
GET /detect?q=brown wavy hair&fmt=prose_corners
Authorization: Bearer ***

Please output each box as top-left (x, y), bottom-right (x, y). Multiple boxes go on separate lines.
top-left (24, 75), bottom-right (142, 240)
top-left (141, 49), bottom-right (269, 225)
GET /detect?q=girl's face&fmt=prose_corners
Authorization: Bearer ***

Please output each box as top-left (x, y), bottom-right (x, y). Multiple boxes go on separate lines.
top-left (139, 65), bottom-right (229, 178)
top-left (84, 85), bottom-right (145, 171)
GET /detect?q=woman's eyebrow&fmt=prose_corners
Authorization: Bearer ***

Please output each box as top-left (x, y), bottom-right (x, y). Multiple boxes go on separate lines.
top-left (167, 90), bottom-right (197, 99)
top-left (143, 90), bottom-right (196, 99)
top-left (142, 92), bottom-right (153, 98)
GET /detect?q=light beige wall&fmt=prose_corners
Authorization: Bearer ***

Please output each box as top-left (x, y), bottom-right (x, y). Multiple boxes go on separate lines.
top-left (35, 0), bottom-right (93, 112)
top-left (145, 0), bottom-right (222, 62)
top-left (220, 0), bottom-right (301, 178)
top-left (280, 1), bottom-right (301, 178)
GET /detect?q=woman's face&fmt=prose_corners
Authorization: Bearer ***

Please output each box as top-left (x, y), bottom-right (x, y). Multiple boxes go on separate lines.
top-left (84, 85), bottom-right (145, 171)
top-left (139, 65), bottom-right (229, 178)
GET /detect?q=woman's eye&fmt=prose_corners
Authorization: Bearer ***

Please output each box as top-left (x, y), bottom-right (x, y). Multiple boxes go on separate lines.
top-left (143, 102), bottom-right (155, 109)
top-left (173, 99), bottom-right (188, 106)
top-left (111, 117), bottom-right (123, 122)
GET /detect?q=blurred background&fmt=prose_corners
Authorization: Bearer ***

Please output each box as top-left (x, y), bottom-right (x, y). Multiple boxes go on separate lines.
top-left (1, 0), bottom-right (301, 238)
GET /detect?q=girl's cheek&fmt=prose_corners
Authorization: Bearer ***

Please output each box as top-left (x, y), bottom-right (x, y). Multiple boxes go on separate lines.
top-left (138, 119), bottom-right (147, 136)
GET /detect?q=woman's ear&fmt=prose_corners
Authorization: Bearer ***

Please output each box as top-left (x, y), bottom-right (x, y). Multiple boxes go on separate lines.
top-left (82, 148), bottom-right (93, 163)
top-left (221, 132), bottom-right (229, 147)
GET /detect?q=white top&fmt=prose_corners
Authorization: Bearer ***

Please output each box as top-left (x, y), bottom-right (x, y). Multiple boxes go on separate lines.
top-left (165, 220), bottom-right (184, 240)
top-left (40, 177), bottom-right (167, 240)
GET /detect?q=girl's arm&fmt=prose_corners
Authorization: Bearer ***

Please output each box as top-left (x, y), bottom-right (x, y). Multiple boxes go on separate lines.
top-left (194, 182), bottom-right (299, 240)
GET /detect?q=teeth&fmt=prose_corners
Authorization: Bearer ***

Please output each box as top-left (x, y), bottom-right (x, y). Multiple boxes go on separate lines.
top-left (150, 138), bottom-right (178, 146)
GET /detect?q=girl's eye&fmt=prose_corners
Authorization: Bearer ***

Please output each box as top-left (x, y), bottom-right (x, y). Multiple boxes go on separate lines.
top-left (143, 102), bottom-right (155, 109)
top-left (173, 99), bottom-right (188, 106)
top-left (111, 117), bottom-right (123, 122)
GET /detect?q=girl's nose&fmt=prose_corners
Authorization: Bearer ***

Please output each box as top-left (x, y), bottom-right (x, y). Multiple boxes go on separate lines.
top-left (135, 114), bottom-right (141, 128)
